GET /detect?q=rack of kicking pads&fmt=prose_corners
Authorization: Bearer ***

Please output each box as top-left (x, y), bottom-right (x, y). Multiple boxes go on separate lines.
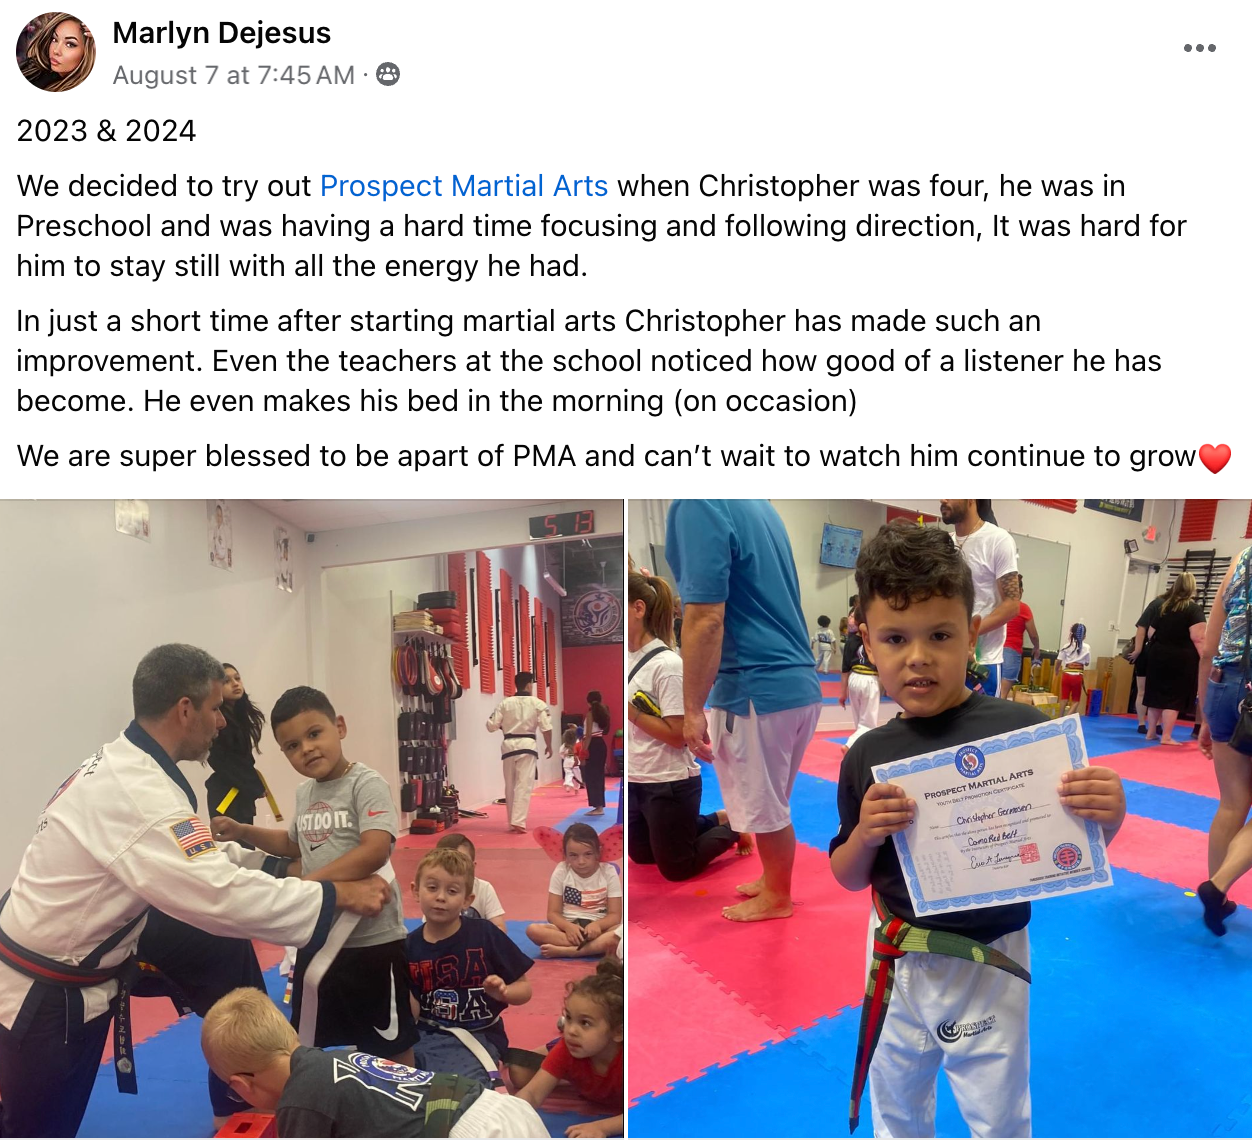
top-left (393, 590), bottom-right (464, 835)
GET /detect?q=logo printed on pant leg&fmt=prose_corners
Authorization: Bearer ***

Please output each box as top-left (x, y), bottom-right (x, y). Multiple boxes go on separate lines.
top-left (936, 1014), bottom-right (998, 1043)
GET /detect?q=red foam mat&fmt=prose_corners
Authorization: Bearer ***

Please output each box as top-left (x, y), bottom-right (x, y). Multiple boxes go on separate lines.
top-left (820, 679), bottom-right (844, 698)
top-left (1101, 745), bottom-right (1220, 799)
top-left (630, 841), bottom-right (867, 1035)
top-left (1110, 813), bottom-right (1250, 906)
top-left (627, 922), bottom-right (783, 1100)
top-left (798, 737), bottom-right (846, 784)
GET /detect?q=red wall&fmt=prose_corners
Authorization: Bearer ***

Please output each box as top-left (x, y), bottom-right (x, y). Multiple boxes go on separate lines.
top-left (562, 644), bottom-right (624, 729)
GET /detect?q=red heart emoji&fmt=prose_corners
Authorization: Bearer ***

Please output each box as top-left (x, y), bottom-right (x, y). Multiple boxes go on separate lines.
top-left (1199, 443), bottom-right (1231, 474)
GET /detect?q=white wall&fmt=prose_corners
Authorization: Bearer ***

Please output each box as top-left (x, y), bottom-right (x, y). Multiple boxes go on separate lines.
top-left (637, 498), bottom-right (1183, 659)
top-left (0, 499), bottom-right (314, 884)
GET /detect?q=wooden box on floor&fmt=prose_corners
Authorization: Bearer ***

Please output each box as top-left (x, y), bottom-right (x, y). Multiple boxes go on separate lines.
top-left (1107, 657), bottom-right (1134, 714)
top-left (1013, 689), bottom-right (1059, 707)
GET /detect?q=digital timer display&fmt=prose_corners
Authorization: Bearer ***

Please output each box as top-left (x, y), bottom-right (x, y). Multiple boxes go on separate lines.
top-left (529, 510), bottom-right (595, 539)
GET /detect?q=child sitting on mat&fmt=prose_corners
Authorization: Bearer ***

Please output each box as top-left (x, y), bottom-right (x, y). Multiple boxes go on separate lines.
top-left (560, 727), bottom-right (584, 792)
top-left (436, 833), bottom-right (508, 932)
top-left (517, 958), bottom-right (624, 1138)
top-left (201, 987), bottom-right (547, 1138)
top-left (406, 848), bottom-right (534, 1086)
top-left (526, 824), bottom-right (623, 960)
top-left (829, 520), bottom-right (1126, 1137)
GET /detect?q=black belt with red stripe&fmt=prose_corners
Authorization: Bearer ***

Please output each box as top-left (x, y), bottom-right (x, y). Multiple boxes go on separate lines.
top-left (0, 892), bottom-right (190, 1094)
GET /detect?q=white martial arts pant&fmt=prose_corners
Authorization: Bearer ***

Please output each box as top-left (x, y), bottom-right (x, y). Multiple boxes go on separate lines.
top-left (845, 672), bottom-right (882, 748)
top-left (450, 1088), bottom-right (550, 1138)
top-left (815, 645), bottom-right (834, 672)
top-left (502, 751), bottom-right (537, 828)
top-left (865, 911), bottom-right (1031, 1138)
top-left (709, 701), bottom-right (822, 834)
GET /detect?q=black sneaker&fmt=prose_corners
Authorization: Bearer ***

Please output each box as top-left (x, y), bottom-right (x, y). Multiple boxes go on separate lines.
top-left (1137, 724), bottom-right (1147, 734)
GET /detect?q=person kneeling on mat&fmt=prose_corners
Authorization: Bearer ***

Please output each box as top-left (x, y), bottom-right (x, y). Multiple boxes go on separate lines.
top-left (203, 987), bottom-right (548, 1137)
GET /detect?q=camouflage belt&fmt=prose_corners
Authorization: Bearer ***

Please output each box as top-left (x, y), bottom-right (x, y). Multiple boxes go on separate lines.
top-left (848, 889), bottom-right (1030, 1133)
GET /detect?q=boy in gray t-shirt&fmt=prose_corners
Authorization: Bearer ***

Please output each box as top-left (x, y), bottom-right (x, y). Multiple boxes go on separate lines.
top-left (212, 686), bottom-right (417, 1062)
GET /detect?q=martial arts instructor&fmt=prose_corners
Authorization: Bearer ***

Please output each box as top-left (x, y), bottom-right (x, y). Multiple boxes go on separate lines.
top-left (0, 645), bottom-right (391, 1138)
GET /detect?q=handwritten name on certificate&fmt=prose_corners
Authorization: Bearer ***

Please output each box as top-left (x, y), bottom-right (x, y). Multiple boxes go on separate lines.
top-left (871, 716), bottom-right (1113, 916)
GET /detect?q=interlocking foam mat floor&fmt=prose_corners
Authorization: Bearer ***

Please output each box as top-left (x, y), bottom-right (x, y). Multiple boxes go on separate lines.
top-left (77, 779), bottom-right (621, 1137)
top-left (629, 703), bottom-right (1252, 1138)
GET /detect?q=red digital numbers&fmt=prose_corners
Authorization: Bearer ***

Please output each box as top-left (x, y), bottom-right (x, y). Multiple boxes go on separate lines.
top-left (575, 510), bottom-right (594, 534)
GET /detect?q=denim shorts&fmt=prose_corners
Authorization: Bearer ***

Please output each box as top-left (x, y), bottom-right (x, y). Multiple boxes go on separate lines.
top-left (1203, 671), bottom-right (1251, 743)
top-left (1001, 648), bottom-right (1023, 688)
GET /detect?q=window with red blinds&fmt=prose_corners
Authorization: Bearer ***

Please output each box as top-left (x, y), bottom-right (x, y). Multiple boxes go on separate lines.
top-left (500, 570), bottom-right (515, 696)
top-left (476, 551), bottom-right (495, 694)
top-left (1178, 500), bottom-right (1218, 543)
top-left (1022, 499), bottom-right (1078, 513)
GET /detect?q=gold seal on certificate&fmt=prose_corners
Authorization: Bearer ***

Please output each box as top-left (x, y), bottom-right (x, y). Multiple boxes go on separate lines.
top-left (871, 716), bottom-right (1113, 916)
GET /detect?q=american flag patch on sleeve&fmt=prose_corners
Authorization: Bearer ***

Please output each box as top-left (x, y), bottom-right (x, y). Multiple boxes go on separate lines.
top-left (170, 817), bottom-right (217, 859)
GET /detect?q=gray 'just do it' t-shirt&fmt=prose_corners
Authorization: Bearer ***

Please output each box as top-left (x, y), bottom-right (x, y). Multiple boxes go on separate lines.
top-left (288, 762), bottom-right (406, 947)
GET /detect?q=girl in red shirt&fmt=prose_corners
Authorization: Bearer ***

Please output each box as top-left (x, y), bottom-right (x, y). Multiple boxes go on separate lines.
top-left (517, 958), bottom-right (623, 1137)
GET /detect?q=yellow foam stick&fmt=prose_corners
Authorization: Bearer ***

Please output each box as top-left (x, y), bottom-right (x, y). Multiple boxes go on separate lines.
top-left (258, 770), bottom-right (284, 822)
top-left (216, 788), bottom-right (239, 814)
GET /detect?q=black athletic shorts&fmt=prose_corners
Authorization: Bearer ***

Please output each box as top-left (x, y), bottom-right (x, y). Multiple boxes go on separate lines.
top-left (290, 938), bottom-right (418, 1056)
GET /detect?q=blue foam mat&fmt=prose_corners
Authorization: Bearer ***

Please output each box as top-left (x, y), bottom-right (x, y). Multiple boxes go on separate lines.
top-left (631, 866), bottom-right (1252, 1137)
top-left (553, 782), bottom-right (621, 837)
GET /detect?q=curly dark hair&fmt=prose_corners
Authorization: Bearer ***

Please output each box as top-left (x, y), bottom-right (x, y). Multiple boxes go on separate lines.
top-left (855, 519), bottom-right (974, 616)
top-left (568, 956), bottom-right (623, 1029)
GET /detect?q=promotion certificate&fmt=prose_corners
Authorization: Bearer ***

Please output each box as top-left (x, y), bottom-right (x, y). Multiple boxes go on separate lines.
top-left (871, 716), bottom-right (1113, 916)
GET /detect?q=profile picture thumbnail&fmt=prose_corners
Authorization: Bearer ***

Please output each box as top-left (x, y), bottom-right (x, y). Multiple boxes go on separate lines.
top-left (18, 11), bottom-right (94, 91)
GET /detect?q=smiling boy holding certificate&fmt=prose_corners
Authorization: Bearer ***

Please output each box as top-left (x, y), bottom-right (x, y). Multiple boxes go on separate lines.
top-left (829, 519), bottom-right (1126, 1138)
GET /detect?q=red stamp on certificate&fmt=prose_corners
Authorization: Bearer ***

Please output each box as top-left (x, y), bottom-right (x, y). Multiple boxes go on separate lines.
top-left (1019, 843), bottom-right (1040, 864)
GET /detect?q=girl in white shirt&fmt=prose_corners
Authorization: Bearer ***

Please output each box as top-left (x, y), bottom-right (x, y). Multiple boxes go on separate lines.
top-left (525, 824), bottom-right (622, 959)
top-left (627, 568), bottom-right (743, 881)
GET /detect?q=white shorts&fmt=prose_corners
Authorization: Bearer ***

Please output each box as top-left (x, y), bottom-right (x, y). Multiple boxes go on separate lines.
top-left (865, 910), bottom-right (1031, 1138)
top-left (709, 701), bottom-right (822, 833)
top-left (450, 1088), bottom-right (550, 1138)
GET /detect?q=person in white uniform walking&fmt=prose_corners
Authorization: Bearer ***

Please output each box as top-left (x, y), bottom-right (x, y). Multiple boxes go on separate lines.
top-left (486, 673), bottom-right (553, 833)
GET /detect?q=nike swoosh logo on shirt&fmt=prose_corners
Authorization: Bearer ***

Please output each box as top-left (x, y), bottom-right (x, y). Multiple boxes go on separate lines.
top-left (309, 842), bottom-right (326, 851)
top-left (367, 810), bottom-right (386, 816)
top-left (374, 972), bottom-right (399, 1041)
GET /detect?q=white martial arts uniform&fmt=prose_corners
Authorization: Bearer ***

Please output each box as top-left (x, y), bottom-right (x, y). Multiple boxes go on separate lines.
top-left (486, 693), bottom-right (552, 828)
top-left (845, 666), bottom-right (882, 747)
top-left (812, 627), bottom-right (837, 671)
top-left (0, 722), bottom-right (335, 1029)
top-left (0, 721), bottom-right (338, 1136)
top-left (865, 910), bottom-right (1031, 1139)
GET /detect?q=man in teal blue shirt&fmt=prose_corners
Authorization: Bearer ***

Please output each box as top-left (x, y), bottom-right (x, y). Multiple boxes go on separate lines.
top-left (666, 500), bottom-right (822, 921)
